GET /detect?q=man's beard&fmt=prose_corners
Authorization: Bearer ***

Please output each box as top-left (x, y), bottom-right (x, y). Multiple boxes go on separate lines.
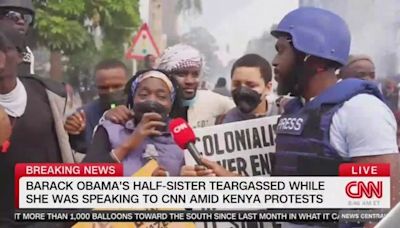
top-left (277, 63), bottom-right (317, 97)
top-left (277, 71), bottom-right (297, 96)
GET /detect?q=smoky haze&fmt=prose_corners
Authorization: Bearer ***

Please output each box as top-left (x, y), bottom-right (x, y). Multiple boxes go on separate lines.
top-left (295, 0), bottom-right (400, 79)
top-left (149, 0), bottom-right (400, 82)
top-left (158, 0), bottom-right (299, 86)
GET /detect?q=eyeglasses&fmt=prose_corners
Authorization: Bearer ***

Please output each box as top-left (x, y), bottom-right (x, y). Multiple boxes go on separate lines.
top-left (0, 10), bottom-right (33, 25)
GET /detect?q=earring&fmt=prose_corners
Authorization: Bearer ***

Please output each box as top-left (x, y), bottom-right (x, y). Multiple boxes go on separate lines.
top-left (1, 140), bottom-right (10, 153)
top-left (303, 55), bottom-right (311, 62)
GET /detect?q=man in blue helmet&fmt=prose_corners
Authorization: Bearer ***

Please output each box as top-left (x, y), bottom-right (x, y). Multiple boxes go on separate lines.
top-left (181, 7), bottom-right (399, 207)
top-left (270, 7), bottom-right (398, 183)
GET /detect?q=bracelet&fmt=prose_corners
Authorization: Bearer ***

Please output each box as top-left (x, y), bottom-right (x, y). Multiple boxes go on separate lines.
top-left (110, 149), bottom-right (121, 163)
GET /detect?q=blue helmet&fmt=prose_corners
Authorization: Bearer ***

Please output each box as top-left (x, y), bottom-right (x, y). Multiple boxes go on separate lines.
top-left (271, 7), bottom-right (351, 66)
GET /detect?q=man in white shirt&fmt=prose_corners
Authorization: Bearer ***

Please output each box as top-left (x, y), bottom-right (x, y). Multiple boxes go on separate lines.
top-left (272, 8), bottom-right (399, 214)
top-left (184, 7), bottom-right (399, 211)
top-left (156, 44), bottom-right (235, 127)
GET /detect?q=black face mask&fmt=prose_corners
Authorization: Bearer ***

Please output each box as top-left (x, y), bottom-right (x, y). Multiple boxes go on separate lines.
top-left (133, 100), bottom-right (169, 127)
top-left (232, 86), bottom-right (262, 114)
top-left (99, 90), bottom-right (127, 111)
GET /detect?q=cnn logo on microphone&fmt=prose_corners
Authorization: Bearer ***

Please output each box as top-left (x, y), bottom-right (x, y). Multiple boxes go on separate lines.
top-left (173, 123), bottom-right (188, 133)
top-left (345, 181), bottom-right (383, 199)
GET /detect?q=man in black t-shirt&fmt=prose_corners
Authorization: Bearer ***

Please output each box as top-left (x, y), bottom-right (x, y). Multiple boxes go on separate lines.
top-left (0, 25), bottom-right (75, 228)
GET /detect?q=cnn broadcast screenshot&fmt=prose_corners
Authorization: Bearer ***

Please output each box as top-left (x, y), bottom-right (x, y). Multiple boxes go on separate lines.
top-left (1, 0), bottom-right (400, 227)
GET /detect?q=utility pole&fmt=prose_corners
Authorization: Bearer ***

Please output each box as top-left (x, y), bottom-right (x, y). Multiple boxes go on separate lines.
top-left (148, 0), bottom-right (166, 52)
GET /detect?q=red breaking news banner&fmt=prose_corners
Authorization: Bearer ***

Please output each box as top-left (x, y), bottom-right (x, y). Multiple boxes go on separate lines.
top-left (14, 163), bottom-right (123, 208)
top-left (14, 162), bottom-right (391, 223)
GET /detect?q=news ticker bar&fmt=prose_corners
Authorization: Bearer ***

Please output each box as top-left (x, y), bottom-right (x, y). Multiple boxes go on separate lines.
top-left (14, 210), bottom-right (388, 222)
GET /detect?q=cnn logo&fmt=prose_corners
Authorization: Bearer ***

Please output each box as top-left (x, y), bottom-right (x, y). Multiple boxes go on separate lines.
top-left (173, 123), bottom-right (188, 133)
top-left (345, 181), bottom-right (383, 198)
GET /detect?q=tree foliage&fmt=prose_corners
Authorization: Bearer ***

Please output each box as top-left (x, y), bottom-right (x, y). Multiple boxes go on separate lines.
top-left (32, 0), bottom-right (140, 82)
top-left (34, 0), bottom-right (140, 52)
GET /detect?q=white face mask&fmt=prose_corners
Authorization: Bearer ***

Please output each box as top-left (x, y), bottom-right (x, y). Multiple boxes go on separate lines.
top-left (0, 78), bottom-right (27, 117)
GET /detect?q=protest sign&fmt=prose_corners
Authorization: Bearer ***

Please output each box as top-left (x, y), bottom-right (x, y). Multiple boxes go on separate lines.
top-left (186, 115), bottom-right (279, 177)
top-left (186, 116), bottom-right (279, 228)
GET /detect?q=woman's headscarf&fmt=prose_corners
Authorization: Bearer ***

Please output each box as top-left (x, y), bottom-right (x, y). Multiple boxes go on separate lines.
top-left (130, 70), bottom-right (176, 102)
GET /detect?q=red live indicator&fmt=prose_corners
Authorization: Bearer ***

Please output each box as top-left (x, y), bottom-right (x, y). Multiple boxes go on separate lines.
top-left (339, 163), bottom-right (390, 176)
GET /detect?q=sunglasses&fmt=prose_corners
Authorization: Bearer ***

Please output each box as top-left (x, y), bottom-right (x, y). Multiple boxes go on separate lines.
top-left (0, 10), bottom-right (33, 25)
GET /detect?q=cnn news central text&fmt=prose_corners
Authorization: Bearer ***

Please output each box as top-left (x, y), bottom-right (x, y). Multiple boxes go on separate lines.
top-left (14, 210), bottom-right (387, 222)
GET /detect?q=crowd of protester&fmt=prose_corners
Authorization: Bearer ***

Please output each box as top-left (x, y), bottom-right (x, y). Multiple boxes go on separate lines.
top-left (0, 1), bottom-right (399, 227)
